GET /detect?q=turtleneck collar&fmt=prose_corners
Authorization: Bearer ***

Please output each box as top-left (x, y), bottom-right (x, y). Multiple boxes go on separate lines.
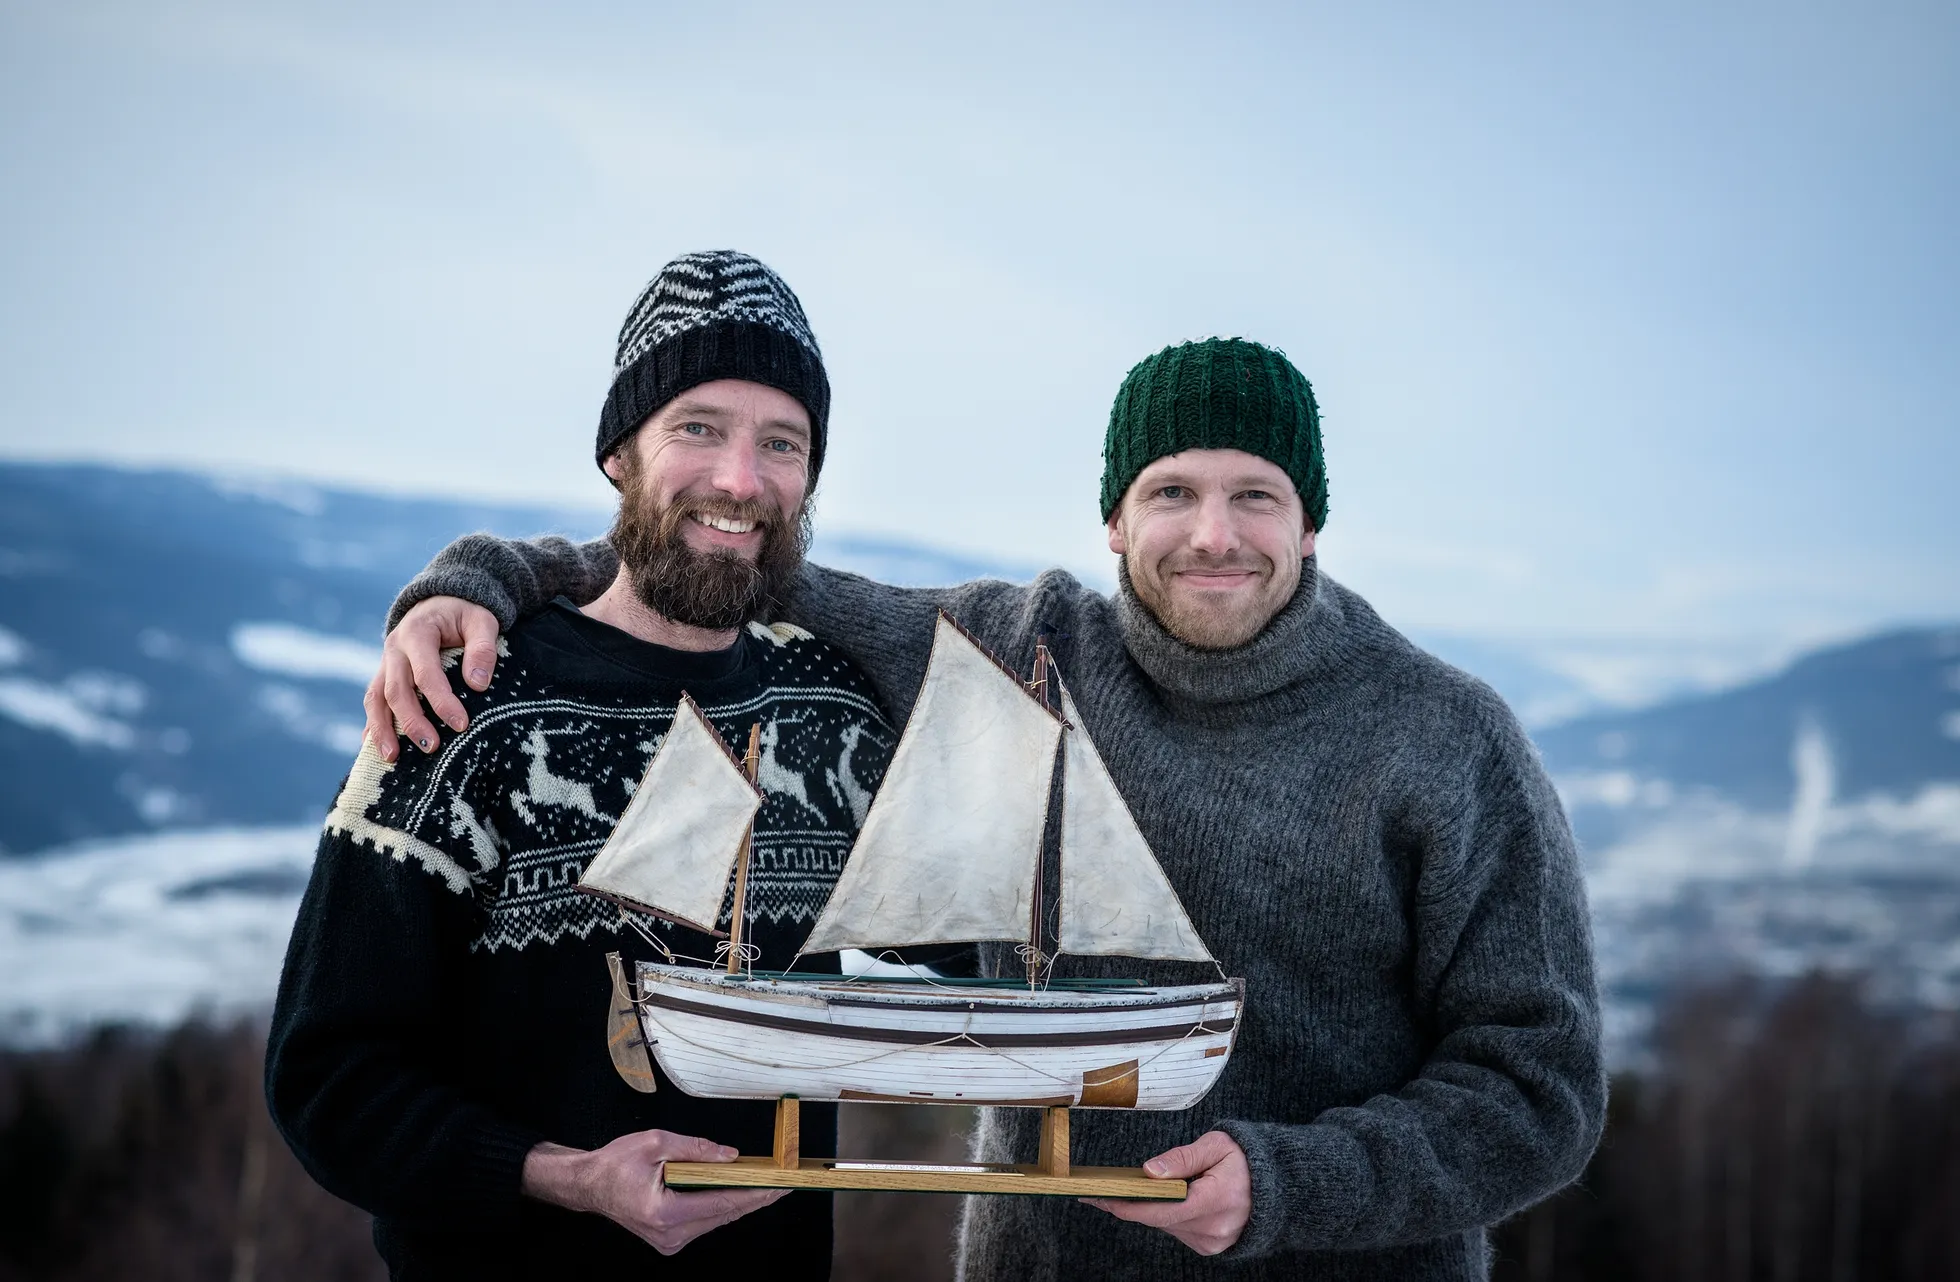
top-left (1115, 555), bottom-right (1367, 707)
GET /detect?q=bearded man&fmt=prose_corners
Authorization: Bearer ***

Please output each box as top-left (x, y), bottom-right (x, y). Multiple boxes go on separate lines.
top-left (370, 339), bottom-right (1607, 1281)
top-left (267, 251), bottom-right (902, 1280)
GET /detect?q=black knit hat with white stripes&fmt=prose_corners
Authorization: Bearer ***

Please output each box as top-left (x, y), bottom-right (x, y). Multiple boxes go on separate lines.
top-left (596, 250), bottom-right (830, 483)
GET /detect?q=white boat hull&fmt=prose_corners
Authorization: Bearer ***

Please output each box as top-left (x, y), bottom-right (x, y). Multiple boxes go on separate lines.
top-left (633, 964), bottom-right (1241, 1111)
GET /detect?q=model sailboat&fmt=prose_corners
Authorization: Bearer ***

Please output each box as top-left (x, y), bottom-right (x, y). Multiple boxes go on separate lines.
top-left (579, 613), bottom-right (1242, 1196)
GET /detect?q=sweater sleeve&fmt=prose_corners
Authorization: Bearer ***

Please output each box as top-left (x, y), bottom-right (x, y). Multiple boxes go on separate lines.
top-left (777, 564), bottom-right (1048, 721)
top-left (1216, 696), bottom-right (1607, 1259)
top-left (386, 534), bottom-right (619, 632)
top-left (265, 746), bottom-right (545, 1225)
top-left (380, 529), bottom-right (1056, 724)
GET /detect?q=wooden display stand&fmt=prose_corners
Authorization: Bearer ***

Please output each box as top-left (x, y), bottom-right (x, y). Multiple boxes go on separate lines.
top-left (662, 1096), bottom-right (1187, 1200)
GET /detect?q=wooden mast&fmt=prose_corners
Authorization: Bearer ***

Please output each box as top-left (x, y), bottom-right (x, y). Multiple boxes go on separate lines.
top-left (726, 722), bottom-right (764, 973)
top-left (1026, 643), bottom-right (1052, 988)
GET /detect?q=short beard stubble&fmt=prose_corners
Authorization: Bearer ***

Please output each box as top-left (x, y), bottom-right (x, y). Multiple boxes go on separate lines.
top-left (1124, 551), bottom-right (1303, 651)
top-left (608, 453), bottom-right (812, 632)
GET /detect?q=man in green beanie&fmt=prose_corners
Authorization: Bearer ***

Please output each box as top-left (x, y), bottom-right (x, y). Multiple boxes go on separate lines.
top-left (1098, 337), bottom-right (1330, 651)
top-left (366, 337), bottom-right (1605, 1281)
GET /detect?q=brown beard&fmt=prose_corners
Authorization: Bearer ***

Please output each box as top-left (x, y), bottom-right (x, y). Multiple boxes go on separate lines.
top-left (608, 454), bottom-right (811, 631)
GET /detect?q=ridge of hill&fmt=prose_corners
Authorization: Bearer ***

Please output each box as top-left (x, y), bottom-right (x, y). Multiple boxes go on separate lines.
top-left (0, 462), bottom-right (1050, 854)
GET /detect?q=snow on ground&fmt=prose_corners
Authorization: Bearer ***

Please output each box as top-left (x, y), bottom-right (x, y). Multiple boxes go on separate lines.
top-left (0, 675), bottom-right (140, 749)
top-left (1577, 782), bottom-right (1960, 1065)
top-left (0, 826), bottom-right (318, 1045)
top-left (6, 785), bottom-right (1958, 1061)
top-left (230, 622), bottom-right (382, 685)
top-left (0, 824), bottom-right (914, 1048)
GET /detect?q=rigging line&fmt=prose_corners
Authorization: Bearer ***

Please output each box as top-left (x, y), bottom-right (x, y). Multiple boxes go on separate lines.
top-left (978, 1017), bottom-right (1228, 1086)
top-left (614, 911), bottom-right (744, 972)
top-left (714, 939), bottom-right (761, 977)
top-left (617, 909), bottom-right (677, 963)
top-left (1037, 950), bottom-right (1063, 991)
top-left (644, 948), bottom-right (729, 970)
top-left (644, 1018), bottom-right (1007, 1073)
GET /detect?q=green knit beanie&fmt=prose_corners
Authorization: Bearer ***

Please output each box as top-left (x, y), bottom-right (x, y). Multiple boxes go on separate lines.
top-left (1099, 338), bottom-right (1327, 530)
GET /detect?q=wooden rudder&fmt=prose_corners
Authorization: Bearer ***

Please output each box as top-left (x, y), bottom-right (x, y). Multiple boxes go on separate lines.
top-left (603, 952), bottom-right (656, 1093)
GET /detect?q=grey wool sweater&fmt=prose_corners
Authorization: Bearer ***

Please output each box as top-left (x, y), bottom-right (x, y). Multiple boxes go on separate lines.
top-left (392, 538), bottom-right (1607, 1282)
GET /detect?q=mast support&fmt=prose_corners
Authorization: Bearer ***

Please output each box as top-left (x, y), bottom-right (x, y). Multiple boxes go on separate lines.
top-left (1037, 1106), bottom-right (1070, 1177)
top-left (726, 722), bottom-right (764, 974)
top-left (772, 1095), bottom-right (801, 1169)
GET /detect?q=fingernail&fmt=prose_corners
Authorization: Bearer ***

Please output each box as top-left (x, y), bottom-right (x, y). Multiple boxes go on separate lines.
top-left (469, 667), bottom-right (490, 686)
top-left (1144, 1160), bottom-right (1166, 1176)
top-left (718, 1145), bottom-right (736, 1159)
top-left (418, 736), bottom-right (432, 751)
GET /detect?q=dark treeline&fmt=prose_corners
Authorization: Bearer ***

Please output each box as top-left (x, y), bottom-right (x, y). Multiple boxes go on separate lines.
top-left (2, 974), bottom-right (1956, 1281)
top-left (1491, 972), bottom-right (1960, 1281)
top-left (0, 1020), bottom-right (377, 1282)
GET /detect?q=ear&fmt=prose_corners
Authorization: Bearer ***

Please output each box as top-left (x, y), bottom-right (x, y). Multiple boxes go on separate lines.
top-left (1301, 523), bottom-right (1317, 559)
top-left (1106, 509), bottom-right (1128, 556)
top-left (601, 451), bottom-right (625, 484)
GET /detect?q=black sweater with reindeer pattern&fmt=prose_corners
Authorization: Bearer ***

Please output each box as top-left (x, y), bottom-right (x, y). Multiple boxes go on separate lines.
top-left (266, 600), bottom-right (896, 1280)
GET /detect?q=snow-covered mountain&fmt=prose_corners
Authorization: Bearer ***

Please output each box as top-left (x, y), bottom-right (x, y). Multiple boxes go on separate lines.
top-left (0, 463), bottom-right (599, 853)
top-left (0, 462), bottom-right (1044, 855)
top-left (1537, 627), bottom-right (1960, 1057)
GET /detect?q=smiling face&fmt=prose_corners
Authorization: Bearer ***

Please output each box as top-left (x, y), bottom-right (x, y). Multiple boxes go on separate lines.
top-left (1107, 448), bottom-right (1316, 650)
top-left (602, 378), bottom-right (814, 629)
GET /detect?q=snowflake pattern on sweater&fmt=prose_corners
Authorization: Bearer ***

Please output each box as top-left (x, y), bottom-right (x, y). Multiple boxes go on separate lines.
top-left (324, 617), bottom-right (897, 956)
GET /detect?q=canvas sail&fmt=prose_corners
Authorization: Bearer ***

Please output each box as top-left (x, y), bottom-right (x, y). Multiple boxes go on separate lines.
top-left (578, 695), bottom-right (761, 934)
top-left (1054, 676), bottom-right (1214, 962)
top-left (801, 614), bottom-right (1064, 954)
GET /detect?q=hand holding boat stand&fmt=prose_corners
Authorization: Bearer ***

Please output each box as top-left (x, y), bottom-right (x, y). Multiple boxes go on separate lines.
top-left (584, 612), bottom-right (1244, 1198)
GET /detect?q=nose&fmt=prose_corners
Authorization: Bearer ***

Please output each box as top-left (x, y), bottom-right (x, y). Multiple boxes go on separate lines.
top-left (1188, 493), bottom-right (1239, 556)
top-left (708, 440), bottom-right (765, 502)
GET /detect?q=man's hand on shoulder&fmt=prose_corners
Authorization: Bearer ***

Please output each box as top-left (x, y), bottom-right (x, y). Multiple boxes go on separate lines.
top-left (363, 596), bottom-right (503, 761)
top-left (1083, 1130), bottom-right (1251, 1257)
top-left (521, 1133), bottom-right (786, 1256)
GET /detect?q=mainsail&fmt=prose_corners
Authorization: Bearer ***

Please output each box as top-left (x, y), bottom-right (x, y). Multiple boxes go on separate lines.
top-left (1053, 676), bottom-right (1213, 963)
top-left (800, 615), bottom-right (1064, 954)
top-left (578, 695), bottom-right (761, 934)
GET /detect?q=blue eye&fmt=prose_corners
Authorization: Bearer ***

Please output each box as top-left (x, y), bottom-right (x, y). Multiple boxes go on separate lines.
top-left (1160, 485), bottom-right (1187, 500)
top-left (766, 439), bottom-right (798, 454)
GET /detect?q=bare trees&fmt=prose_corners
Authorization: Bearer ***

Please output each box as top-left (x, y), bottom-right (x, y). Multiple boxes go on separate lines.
top-left (0, 1022), bottom-right (379, 1282)
top-left (1495, 973), bottom-right (1960, 1282)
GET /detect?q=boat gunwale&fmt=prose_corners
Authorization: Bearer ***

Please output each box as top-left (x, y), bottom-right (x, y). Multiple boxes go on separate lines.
top-left (635, 963), bottom-right (1238, 1012)
top-left (813, 990), bottom-right (1235, 1015)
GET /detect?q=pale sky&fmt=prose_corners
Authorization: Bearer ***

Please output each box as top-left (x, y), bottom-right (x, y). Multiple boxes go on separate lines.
top-left (2, 0), bottom-right (1954, 646)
